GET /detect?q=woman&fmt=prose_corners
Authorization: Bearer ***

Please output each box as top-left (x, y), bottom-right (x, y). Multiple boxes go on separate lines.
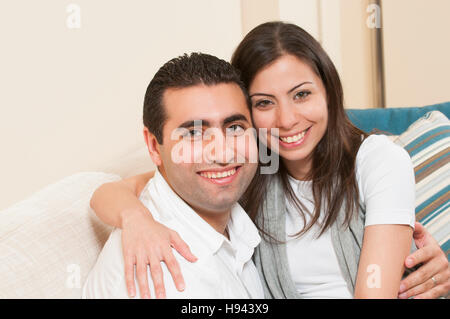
top-left (90, 22), bottom-right (449, 299)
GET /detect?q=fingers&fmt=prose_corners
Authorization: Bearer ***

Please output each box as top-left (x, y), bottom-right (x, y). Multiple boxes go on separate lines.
top-left (164, 249), bottom-right (186, 292)
top-left (399, 252), bottom-right (441, 294)
top-left (404, 244), bottom-right (439, 268)
top-left (124, 254), bottom-right (137, 298)
top-left (136, 255), bottom-right (151, 299)
top-left (399, 276), bottom-right (436, 299)
top-left (149, 257), bottom-right (166, 299)
top-left (171, 231), bottom-right (198, 262)
top-left (412, 222), bottom-right (425, 240)
top-left (121, 227), bottom-right (191, 299)
top-left (412, 222), bottom-right (427, 248)
top-left (412, 276), bottom-right (450, 299)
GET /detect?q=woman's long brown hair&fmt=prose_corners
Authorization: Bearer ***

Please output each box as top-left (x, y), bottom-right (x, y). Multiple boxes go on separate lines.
top-left (233, 22), bottom-right (369, 239)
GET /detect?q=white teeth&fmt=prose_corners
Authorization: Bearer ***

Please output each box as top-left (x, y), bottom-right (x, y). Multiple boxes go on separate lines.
top-left (280, 128), bottom-right (308, 143)
top-left (200, 168), bottom-right (237, 179)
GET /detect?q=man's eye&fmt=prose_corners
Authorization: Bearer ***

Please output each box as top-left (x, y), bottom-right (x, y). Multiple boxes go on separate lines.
top-left (294, 90), bottom-right (311, 100)
top-left (226, 124), bottom-right (244, 135)
top-left (186, 129), bottom-right (202, 138)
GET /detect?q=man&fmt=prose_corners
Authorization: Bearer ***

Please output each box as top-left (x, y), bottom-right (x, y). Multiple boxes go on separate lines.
top-left (82, 53), bottom-right (264, 298)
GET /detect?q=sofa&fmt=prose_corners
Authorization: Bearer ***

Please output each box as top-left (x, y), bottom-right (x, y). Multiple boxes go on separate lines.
top-left (0, 102), bottom-right (449, 299)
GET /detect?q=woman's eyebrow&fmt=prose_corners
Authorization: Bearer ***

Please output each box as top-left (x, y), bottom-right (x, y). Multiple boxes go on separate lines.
top-left (249, 93), bottom-right (275, 99)
top-left (249, 81), bottom-right (313, 98)
top-left (287, 81), bottom-right (313, 94)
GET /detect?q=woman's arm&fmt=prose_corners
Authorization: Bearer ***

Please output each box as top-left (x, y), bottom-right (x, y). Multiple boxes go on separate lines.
top-left (90, 171), bottom-right (197, 299)
top-left (354, 137), bottom-right (449, 298)
top-left (354, 224), bottom-right (413, 298)
top-left (354, 136), bottom-right (415, 298)
top-left (90, 171), bottom-right (155, 227)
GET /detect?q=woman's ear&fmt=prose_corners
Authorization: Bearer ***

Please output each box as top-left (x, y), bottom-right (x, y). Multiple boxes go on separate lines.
top-left (143, 127), bottom-right (162, 166)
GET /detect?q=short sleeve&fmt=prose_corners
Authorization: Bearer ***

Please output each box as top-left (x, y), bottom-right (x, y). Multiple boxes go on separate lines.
top-left (356, 135), bottom-right (416, 228)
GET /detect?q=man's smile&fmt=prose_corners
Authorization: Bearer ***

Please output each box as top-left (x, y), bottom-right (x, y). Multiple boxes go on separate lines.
top-left (196, 165), bottom-right (242, 185)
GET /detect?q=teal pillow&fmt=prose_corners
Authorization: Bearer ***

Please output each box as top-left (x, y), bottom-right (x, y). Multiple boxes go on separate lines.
top-left (347, 101), bottom-right (450, 135)
top-left (394, 111), bottom-right (450, 260)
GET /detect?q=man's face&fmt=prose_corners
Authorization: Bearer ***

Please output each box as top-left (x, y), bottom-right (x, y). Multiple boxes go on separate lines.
top-left (148, 83), bottom-right (258, 215)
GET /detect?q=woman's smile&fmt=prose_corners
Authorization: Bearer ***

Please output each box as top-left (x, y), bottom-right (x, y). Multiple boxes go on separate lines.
top-left (278, 126), bottom-right (312, 148)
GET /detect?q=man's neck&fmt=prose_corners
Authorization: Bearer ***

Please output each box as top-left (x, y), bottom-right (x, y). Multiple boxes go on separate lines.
top-left (158, 166), bottom-right (231, 239)
top-left (193, 207), bottom-right (231, 240)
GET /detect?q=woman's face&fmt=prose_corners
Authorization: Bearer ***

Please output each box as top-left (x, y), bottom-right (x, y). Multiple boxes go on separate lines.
top-left (248, 54), bottom-right (328, 178)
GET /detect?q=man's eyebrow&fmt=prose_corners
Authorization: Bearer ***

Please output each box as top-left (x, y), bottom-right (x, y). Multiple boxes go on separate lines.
top-left (287, 81), bottom-right (313, 94)
top-left (177, 114), bottom-right (248, 129)
top-left (178, 119), bottom-right (210, 129)
top-left (222, 113), bottom-right (250, 125)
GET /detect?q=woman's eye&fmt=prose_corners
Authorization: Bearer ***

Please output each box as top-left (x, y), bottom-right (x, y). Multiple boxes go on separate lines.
top-left (294, 90), bottom-right (311, 100)
top-left (226, 124), bottom-right (245, 135)
top-left (254, 99), bottom-right (272, 108)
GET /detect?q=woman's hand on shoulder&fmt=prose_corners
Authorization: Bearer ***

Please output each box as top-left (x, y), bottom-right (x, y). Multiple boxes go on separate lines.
top-left (121, 208), bottom-right (198, 299)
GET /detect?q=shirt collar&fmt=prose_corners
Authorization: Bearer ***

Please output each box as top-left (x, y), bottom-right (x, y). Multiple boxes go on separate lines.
top-left (150, 169), bottom-right (251, 256)
top-left (226, 205), bottom-right (261, 269)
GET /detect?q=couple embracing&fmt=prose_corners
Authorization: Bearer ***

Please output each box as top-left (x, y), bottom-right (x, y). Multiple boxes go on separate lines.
top-left (83, 22), bottom-right (449, 299)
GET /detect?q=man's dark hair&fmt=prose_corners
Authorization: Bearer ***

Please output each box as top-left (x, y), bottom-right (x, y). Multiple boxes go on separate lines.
top-left (143, 52), bottom-right (250, 144)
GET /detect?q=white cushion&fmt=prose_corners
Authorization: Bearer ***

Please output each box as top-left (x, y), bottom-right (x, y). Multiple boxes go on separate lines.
top-left (0, 172), bottom-right (121, 298)
top-left (103, 146), bottom-right (156, 178)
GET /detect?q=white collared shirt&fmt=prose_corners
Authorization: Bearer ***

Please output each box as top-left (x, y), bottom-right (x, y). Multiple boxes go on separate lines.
top-left (82, 169), bottom-right (264, 299)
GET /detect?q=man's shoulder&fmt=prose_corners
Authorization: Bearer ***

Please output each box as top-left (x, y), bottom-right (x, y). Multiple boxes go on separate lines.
top-left (82, 228), bottom-right (127, 298)
top-left (82, 227), bottom-right (220, 299)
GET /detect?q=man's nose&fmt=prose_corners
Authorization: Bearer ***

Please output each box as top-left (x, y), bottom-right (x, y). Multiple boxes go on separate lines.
top-left (204, 129), bottom-right (235, 164)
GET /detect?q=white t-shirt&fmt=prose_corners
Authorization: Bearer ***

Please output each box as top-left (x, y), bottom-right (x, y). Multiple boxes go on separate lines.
top-left (82, 169), bottom-right (264, 299)
top-left (285, 134), bottom-right (416, 299)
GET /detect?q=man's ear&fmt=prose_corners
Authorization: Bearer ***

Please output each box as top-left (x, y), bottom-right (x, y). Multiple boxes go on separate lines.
top-left (143, 127), bottom-right (162, 166)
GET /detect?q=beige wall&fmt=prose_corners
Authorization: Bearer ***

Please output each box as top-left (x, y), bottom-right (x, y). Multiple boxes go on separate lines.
top-left (340, 0), bottom-right (450, 108)
top-left (278, 0), bottom-right (370, 108)
top-left (241, 0), bottom-right (279, 35)
top-left (258, 0), bottom-right (450, 108)
top-left (1, 0), bottom-right (449, 210)
top-left (382, 0), bottom-right (450, 107)
top-left (279, 0), bottom-right (320, 40)
top-left (340, 0), bottom-right (380, 109)
top-left (278, 0), bottom-right (377, 109)
top-left (0, 0), bottom-right (242, 210)
top-left (278, 0), bottom-right (343, 76)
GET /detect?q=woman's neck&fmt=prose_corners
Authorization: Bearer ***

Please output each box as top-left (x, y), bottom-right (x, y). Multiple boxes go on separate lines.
top-left (282, 156), bottom-right (313, 181)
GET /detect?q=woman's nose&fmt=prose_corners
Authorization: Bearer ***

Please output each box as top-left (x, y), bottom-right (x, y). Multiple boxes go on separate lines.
top-left (277, 102), bottom-right (298, 131)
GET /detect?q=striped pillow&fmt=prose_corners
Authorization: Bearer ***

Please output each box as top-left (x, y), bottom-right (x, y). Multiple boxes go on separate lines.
top-left (394, 111), bottom-right (450, 260)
